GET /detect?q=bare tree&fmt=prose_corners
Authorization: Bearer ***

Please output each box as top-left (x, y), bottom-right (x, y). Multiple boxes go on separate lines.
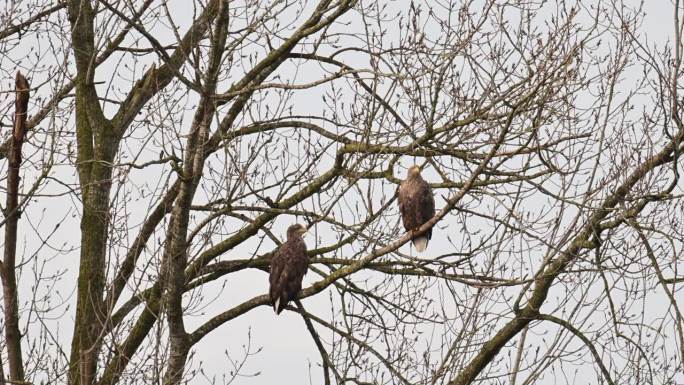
top-left (0, 1), bottom-right (682, 385)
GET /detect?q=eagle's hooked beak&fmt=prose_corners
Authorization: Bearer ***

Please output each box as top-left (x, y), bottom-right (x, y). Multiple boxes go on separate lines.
top-left (298, 227), bottom-right (308, 236)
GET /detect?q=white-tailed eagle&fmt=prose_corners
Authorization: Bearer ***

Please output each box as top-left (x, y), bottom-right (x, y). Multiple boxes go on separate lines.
top-left (398, 165), bottom-right (435, 252)
top-left (269, 223), bottom-right (308, 314)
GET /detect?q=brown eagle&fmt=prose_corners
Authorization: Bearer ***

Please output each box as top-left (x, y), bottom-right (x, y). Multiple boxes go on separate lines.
top-left (269, 223), bottom-right (308, 314)
top-left (398, 165), bottom-right (435, 252)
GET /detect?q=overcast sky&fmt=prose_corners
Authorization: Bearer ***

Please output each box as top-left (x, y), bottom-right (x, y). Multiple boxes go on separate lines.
top-left (1, 1), bottom-right (683, 384)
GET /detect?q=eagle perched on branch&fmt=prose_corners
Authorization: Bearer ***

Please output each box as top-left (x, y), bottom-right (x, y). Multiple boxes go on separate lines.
top-left (269, 223), bottom-right (308, 314)
top-left (398, 165), bottom-right (436, 252)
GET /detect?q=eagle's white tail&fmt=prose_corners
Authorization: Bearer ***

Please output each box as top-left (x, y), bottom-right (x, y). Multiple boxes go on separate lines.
top-left (412, 236), bottom-right (429, 252)
top-left (274, 298), bottom-right (281, 313)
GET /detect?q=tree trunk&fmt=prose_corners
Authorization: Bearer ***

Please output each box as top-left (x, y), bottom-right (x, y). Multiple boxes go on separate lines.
top-left (0, 71), bottom-right (29, 383)
top-left (66, 2), bottom-right (119, 383)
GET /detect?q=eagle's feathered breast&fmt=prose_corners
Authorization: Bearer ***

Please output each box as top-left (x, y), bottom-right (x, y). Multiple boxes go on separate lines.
top-left (269, 230), bottom-right (308, 314)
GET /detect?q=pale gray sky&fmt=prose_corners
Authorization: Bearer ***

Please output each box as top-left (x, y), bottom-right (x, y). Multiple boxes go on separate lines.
top-left (1, 1), bottom-right (683, 384)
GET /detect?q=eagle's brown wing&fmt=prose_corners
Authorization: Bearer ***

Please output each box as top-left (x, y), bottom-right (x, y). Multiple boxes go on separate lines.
top-left (269, 246), bottom-right (287, 311)
top-left (398, 180), bottom-right (418, 232)
top-left (269, 238), bottom-right (308, 314)
top-left (418, 178), bottom-right (435, 239)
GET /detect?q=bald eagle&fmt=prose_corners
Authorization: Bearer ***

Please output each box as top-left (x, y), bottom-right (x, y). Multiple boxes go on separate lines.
top-left (398, 165), bottom-right (435, 252)
top-left (269, 223), bottom-right (308, 314)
